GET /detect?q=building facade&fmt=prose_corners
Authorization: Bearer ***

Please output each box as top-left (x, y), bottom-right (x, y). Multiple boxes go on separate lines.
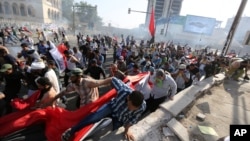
top-left (0, 0), bottom-right (62, 27)
top-left (225, 16), bottom-right (250, 44)
top-left (146, 0), bottom-right (183, 25)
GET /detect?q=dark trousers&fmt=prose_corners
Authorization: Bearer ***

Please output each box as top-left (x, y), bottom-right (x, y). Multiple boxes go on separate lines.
top-left (177, 88), bottom-right (184, 93)
top-left (0, 99), bottom-right (6, 117)
top-left (64, 69), bottom-right (70, 87)
top-left (102, 54), bottom-right (106, 63)
top-left (145, 95), bottom-right (167, 113)
top-left (0, 37), bottom-right (5, 46)
top-left (70, 103), bottom-right (122, 135)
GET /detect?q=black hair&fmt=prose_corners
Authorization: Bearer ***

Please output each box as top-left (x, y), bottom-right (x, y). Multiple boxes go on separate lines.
top-left (242, 60), bottom-right (248, 64)
top-left (20, 43), bottom-right (28, 48)
top-left (0, 48), bottom-right (6, 54)
top-left (36, 77), bottom-right (52, 100)
top-left (47, 60), bottom-right (55, 66)
top-left (36, 77), bottom-right (52, 87)
top-left (129, 91), bottom-right (144, 107)
top-left (63, 50), bottom-right (70, 55)
top-left (133, 63), bottom-right (139, 69)
top-left (190, 63), bottom-right (195, 66)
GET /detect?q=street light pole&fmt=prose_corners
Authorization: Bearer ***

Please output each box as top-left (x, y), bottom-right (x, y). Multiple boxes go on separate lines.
top-left (128, 8), bottom-right (151, 14)
top-left (165, 0), bottom-right (173, 38)
top-left (221, 0), bottom-right (248, 56)
top-left (73, 6), bottom-right (75, 35)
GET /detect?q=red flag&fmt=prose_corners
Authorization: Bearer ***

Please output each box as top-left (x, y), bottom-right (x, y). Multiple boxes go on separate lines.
top-left (148, 7), bottom-right (155, 37)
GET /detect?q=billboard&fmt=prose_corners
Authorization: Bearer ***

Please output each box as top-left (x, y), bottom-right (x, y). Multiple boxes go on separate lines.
top-left (183, 15), bottom-right (216, 35)
top-left (156, 16), bottom-right (186, 25)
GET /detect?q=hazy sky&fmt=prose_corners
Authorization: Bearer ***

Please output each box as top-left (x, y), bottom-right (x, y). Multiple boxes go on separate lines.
top-left (77, 0), bottom-right (250, 29)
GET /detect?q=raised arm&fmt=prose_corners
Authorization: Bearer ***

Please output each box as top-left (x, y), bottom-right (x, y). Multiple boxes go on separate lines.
top-left (86, 77), bottom-right (113, 88)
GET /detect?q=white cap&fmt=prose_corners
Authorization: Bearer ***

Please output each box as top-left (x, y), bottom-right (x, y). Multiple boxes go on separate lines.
top-left (30, 61), bottom-right (45, 70)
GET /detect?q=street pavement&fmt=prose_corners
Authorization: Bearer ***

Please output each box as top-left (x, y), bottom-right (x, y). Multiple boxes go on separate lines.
top-left (179, 77), bottom-right (250, 141)
top-left (4, 38), bottom-right (250, 141)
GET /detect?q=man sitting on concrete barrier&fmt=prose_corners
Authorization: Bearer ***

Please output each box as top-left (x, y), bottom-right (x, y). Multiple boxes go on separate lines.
top-left (226, 59), bottom-right (249, 81)
top-left (145, 69), bottom-right (177, 113)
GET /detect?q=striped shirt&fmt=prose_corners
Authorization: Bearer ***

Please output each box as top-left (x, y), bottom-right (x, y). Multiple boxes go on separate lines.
top-left (110, 77), bottom-right (146, 125)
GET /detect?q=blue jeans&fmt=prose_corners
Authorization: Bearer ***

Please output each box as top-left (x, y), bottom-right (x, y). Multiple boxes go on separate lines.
top-left (70, 103), bottom-right (122, 134)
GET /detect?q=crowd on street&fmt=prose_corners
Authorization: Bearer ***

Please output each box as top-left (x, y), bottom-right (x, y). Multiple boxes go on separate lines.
top-left (0, 25), bottom-right (249, 141)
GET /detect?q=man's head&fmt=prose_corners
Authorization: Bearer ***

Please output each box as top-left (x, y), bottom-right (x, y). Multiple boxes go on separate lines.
top-left (0, 49), bottom-right (7, 57)
top-left (145, 61), bottom-right (151, 67)
top-left (63, 50), bottom-right (71, 57)
top-left (30, 61), bottom-right (46, 76)
top-left (111, 64), bottom-right (118, 72)
top-left (178, 64), bottom-right (186, 71)
top-left (132, 64), bottom-right (139, 71)
top-left (35, 77), bottom-right (52, 90)
top-left (47, 60), bottom-right (56, 68)
top-left (90, 59), bottom-right (97, 66)
top-left (154, 69), bottom-right (165, 85)
top-left (0, 64), bottom-right (13, 74)
top-left (73, 47), bottom-right (78, 53)
top-left (189, 63), bottom-right (196, 70)
top-left (118, 56), bottom-right (124, 62)
top-left (155, 69), bottom-right (165, 79)
top-left (20, 43), bottom-right (29, 51)
top-left (127, 91), bottom-right (144, 111)
top-left (68, 68), bottom-right (83, 84)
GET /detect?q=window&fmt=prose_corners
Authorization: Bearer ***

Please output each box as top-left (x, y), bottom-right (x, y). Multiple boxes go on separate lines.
top-left (48, 9), bottom-right (51, 18)
top-left (0, 2), bottom-right (3, 13)
top-left (12, 3), bottom-right (19, 15)
top-left (4, 2), bottom-right (11, 15)
top-left (28, 6), bottom-right (35, 17)
top-left (20, 4), bottom-right (26, 16)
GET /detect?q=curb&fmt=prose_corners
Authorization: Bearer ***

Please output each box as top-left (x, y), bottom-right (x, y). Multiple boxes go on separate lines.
top-left (100, 73), bottom-right (225, 141)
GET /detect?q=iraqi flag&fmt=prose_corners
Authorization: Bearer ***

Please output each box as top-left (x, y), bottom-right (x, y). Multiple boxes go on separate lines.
top-left (148, 7), bottom-right (155, 37)
top-left (21, 27), bottom-right (32, 34)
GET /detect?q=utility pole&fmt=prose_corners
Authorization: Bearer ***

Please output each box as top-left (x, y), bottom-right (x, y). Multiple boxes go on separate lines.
top-left (73, 5), bottom-right (75, 35)
top-left (165, 0), bottom-right (173, 38)
top-left (221, 0), bottom-right (248, 56)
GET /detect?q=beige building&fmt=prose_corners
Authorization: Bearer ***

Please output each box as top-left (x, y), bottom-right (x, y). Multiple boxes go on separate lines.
top-left (0, 0), bottom-right (62, 28)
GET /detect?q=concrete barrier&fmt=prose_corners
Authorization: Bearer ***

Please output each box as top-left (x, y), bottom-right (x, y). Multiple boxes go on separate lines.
top-left (100, 74), bottom-right (225, 141)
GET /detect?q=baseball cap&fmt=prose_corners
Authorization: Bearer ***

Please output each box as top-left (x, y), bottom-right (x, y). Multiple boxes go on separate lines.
top-left (0, 64), bottom-right (12, 72)
top-left (67, 68), bottom-right (83, 77)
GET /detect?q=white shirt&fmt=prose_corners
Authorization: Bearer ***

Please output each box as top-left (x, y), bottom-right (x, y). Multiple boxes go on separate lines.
top-left (44, 69), bottom-right (60, 94)
top-left (100, 44), bottom-right (107, 55)
top-left (173, 70), bottom-right (190, 89)
top-left (66, 56), bottom-right (76, 70)
top-left (74, 51), bottom-right (82, 62)
top-left (150, 74), bottom-right (177, 99)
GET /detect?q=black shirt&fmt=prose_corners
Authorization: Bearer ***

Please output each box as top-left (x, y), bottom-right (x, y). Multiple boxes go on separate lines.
top-left (3, 71), bottom-right (24, 100)
top-left (84, 66), bottom-right (106, 80)
top-left (189, 67), bottom-right (199, 76)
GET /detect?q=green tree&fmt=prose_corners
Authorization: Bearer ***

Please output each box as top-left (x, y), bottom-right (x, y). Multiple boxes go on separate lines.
top-left (61, 0), bottom-right (74, 21)
top-left (74, 1), bottom-right (103, 29)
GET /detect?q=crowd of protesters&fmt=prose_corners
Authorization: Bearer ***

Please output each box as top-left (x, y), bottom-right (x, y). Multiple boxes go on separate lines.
top-left (0, 26), bottom-right (249, 140)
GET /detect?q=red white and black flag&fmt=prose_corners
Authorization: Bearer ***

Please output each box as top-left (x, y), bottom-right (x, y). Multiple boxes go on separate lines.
top-left (148, 7), bottom-right (155, 44)
top-left (149, 7), bottom-right (155, 37)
